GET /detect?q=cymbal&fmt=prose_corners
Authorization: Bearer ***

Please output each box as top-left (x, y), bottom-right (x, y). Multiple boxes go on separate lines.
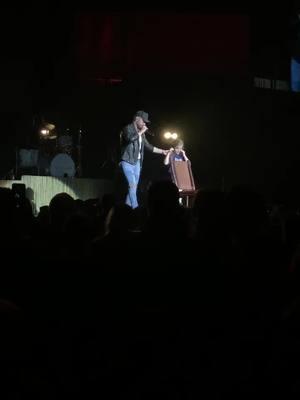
top-left (44, 123), bottom-right (55, 130)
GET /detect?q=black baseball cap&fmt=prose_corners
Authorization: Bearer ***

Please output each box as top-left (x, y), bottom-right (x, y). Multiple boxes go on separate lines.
top-left (135, 110), bottom-right (150, 123)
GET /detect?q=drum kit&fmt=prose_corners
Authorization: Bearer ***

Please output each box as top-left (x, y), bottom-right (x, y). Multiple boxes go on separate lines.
top-left (17, 122), bottom-right (83, 178)
top-left (49, 133), bottom-right (76, 178)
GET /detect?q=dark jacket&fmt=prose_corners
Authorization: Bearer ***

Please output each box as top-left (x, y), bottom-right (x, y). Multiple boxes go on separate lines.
top-left (120, 123), bottom-right (154, 165)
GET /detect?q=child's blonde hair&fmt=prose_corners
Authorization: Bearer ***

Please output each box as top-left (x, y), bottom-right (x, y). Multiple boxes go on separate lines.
top-left (174, 139), bottom-right (184, 148)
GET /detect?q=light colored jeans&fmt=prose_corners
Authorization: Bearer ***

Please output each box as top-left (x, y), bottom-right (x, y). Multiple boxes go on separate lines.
top-left (121, 160), bottom-right (141, 209)
top-left (291, 57), bottom-right (300, 92)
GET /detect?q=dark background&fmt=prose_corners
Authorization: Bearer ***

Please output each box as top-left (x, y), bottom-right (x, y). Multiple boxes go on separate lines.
top-left (0, 2), bottom-right (299, 201)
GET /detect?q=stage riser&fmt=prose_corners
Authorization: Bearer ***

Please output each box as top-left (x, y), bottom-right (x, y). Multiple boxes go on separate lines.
top-left (0, 176), bottom-right (114, 214)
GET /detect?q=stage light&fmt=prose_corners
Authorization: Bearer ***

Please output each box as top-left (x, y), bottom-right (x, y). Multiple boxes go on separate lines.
top-left (164, 132), bottom-right (172, 139)
top-left (171, 133), bottom-right (178, 140)
top-left (39, 122), bottom-right (56, 139)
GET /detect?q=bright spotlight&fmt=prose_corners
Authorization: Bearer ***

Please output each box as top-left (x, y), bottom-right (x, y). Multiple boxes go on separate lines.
top-left (164, 132), bottom-right (172, 139)
top-left (39, 122), bottom-right (56, 139)
top-left (171, 133), bottom-right (178, 140)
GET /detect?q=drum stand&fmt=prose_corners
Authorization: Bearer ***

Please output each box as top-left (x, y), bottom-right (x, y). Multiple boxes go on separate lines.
top-left (77, 128), bottom-right (83, 177)
top-left (15, 147), bottom-right (18, 179)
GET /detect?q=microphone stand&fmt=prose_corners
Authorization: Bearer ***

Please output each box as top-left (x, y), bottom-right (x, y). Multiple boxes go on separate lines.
top-left (77, 127), bottom-right (83, 177)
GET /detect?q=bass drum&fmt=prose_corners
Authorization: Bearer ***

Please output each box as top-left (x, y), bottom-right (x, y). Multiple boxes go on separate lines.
top-left (50, 153), bottom-right (76, 178)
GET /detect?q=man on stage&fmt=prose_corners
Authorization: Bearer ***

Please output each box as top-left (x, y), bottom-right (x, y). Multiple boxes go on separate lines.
top-left (120, 110), bottom-right (168, 209)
